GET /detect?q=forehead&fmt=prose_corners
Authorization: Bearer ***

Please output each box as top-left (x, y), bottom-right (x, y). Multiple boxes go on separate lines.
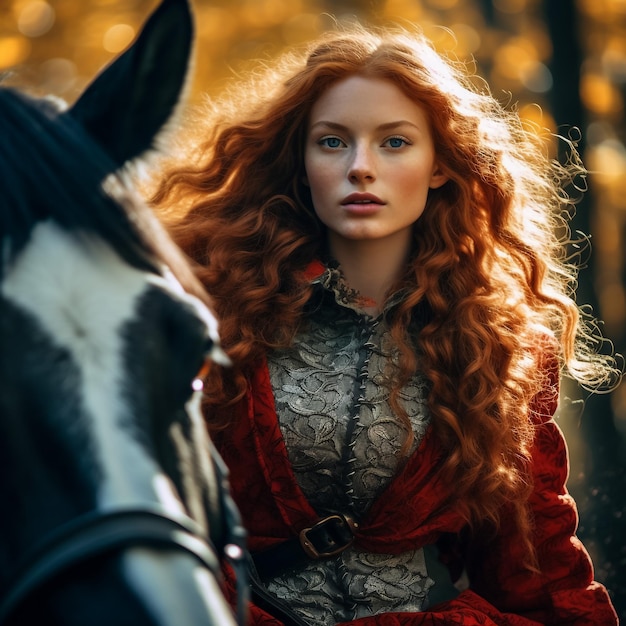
top-left (308, 75), bottom-right (430, 131)
top-left (1, 220), bottom-right (210, 360)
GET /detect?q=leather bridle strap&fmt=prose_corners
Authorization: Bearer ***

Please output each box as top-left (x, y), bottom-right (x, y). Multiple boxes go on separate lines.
top-left (0, 507), bottom-right (222, 624)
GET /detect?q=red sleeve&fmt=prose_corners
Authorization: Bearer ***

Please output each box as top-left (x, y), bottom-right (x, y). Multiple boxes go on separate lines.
top-left (466, 352), bottom-right (618, 625)
top-left (217, 349), bottom-right (618, 625)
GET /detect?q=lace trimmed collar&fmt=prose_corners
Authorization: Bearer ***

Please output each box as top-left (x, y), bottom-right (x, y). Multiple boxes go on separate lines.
top-left (307, 259), bottom-right (408, 318)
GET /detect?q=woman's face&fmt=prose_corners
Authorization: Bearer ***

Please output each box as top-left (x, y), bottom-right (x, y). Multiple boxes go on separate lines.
top-left (304, 75), bottom-right (447, 256)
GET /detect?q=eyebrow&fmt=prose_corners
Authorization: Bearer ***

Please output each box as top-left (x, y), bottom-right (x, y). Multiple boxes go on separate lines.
top-left (309, 120), bottom-right (422, 133)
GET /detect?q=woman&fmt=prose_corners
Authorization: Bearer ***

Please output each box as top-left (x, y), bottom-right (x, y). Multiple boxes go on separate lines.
top-left (151, 23), bottom-right (620, 626)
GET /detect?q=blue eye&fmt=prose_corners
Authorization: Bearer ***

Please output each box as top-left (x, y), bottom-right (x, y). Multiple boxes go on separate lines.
top-left (320, 136), bottom-right (344, 148)
top-left (385, 136), bottom-right (408, 148)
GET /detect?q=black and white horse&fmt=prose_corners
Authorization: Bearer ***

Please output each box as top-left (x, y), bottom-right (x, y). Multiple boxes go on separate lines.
top-left (0, 0), bottom-right (245, 624)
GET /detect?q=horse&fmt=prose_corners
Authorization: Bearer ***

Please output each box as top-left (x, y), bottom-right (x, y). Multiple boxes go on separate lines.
top-left (0, 0), bottom-right (246, 624)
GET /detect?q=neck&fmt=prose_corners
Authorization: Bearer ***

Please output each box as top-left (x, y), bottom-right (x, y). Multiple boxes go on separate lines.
top-left (328, 233), bottom-right (411, 315)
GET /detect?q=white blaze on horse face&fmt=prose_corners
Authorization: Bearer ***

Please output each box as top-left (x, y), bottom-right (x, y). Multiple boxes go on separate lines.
top-left (0, 219), bottom-right (208, 513)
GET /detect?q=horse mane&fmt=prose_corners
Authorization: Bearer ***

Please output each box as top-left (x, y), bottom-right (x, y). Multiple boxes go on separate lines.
top-left (0, 87), bottom-right (210, 306)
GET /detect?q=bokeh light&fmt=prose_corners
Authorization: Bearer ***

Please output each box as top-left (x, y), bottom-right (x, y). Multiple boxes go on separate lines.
top-left (16, 0), bottom-right (55, 38)
top-left (0, 35), bottom-right (31, 70)
top-left (103, 23), bottom-right (135, 53)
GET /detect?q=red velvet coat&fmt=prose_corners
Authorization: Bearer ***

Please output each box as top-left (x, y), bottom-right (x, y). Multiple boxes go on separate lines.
top-left (215, 352), bottom-right (618, 626)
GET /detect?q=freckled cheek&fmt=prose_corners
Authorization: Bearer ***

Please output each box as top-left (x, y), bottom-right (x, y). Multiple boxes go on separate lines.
top-left (304, 161), bottom-right (341, 196)
top-left (394, 164), bottom-right (436, 196)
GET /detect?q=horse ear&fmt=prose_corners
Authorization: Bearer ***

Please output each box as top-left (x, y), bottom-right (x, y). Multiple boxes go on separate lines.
top-left (67, 0), bottom-right (194, 166)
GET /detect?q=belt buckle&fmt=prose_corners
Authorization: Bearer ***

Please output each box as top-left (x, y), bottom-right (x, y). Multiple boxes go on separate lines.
top-left (298, 514), bottom-right (358, 559)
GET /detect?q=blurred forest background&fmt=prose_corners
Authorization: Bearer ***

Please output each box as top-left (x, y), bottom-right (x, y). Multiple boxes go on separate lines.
top-left (1, 0), bottom-right (625, 620)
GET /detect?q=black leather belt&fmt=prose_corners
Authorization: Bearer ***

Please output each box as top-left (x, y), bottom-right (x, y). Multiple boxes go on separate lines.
top-left (252, 513), bottom-right (358, 580)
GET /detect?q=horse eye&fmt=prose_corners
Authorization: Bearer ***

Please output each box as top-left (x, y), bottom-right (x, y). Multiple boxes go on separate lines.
top-left (204, 336), bottom-right (214, 355)
top-left (194, 355), bottom-right (212, 388)
top-left (204, 336), bottom-right (231, 367)
top-left (190, 336), bottom-right (231, 395)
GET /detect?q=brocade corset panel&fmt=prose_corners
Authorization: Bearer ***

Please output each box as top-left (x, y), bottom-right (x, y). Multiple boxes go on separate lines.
top-left (265, 270), bottom-right (433, 624)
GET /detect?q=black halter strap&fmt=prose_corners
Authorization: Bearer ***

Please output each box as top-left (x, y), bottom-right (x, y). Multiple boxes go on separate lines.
top-left (0, 506), bottom-right (222, 624)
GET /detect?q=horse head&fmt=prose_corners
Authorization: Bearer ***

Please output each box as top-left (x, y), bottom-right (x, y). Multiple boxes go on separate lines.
top-left (0, 1), bottom-right (244, 624)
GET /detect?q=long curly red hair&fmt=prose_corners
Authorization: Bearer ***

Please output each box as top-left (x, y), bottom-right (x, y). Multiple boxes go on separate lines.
top-left (150, 24), bottom-right (619, 565)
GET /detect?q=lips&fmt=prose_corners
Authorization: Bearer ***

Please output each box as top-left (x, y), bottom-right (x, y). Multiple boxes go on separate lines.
top-left (341, 192), bottom-right (384, 206)
top-left (340, 192), bottom-right (385, 216)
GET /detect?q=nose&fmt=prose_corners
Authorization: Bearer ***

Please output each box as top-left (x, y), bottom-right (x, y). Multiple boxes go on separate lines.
top-left (347, 144), bottom-right (375, 183)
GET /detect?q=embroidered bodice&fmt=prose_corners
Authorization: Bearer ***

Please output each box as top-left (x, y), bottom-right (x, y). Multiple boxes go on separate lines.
top-left (214, 263), bottom-right (617, 625)
top-left (265, 266), bottom-right (434, 624)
